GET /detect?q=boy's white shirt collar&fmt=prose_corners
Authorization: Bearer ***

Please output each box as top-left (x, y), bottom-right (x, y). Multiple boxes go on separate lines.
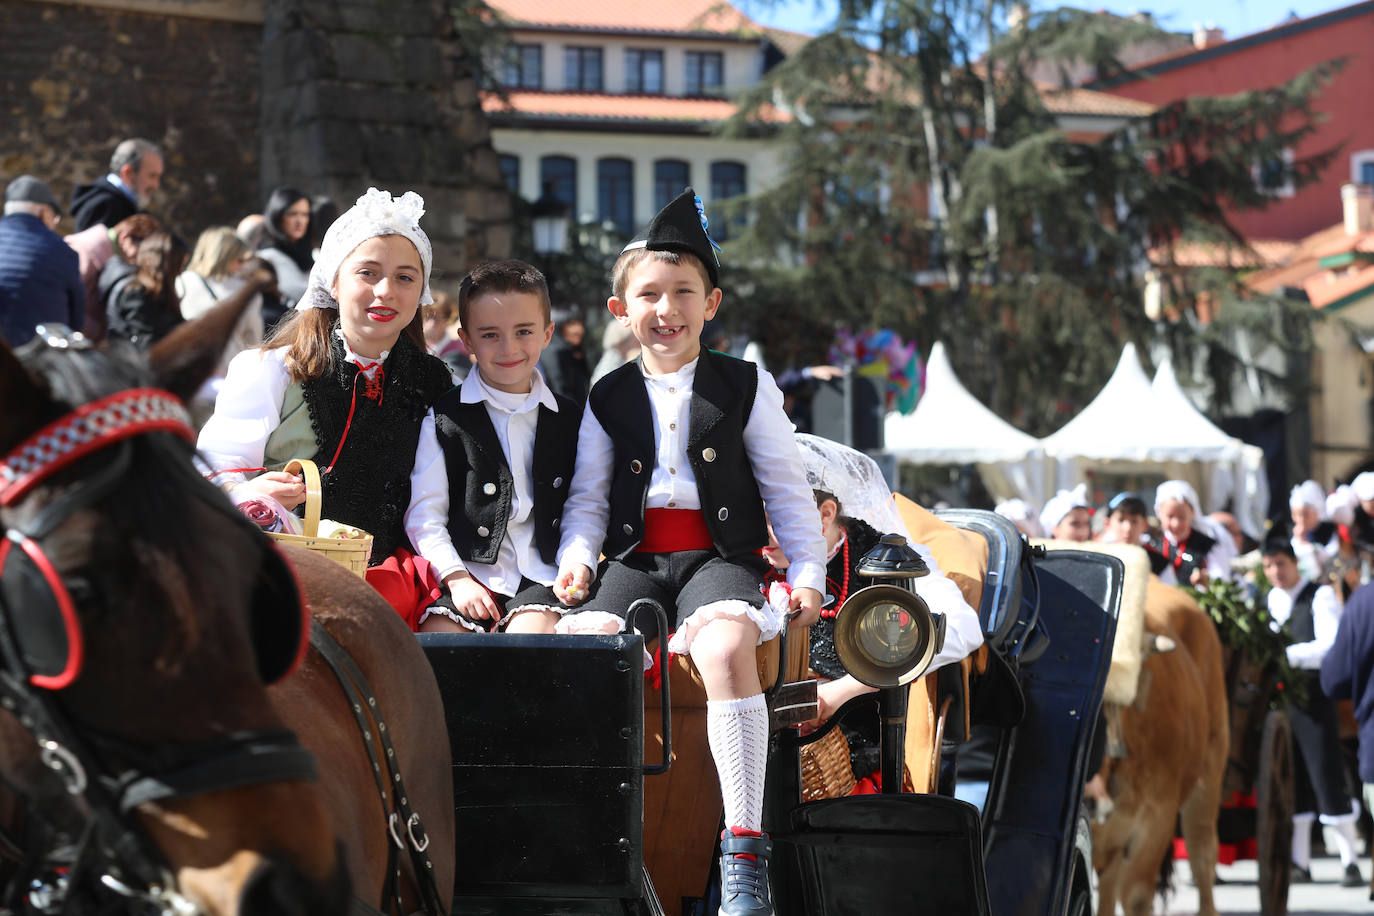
top-left (333, 327), bottom-right (390, 376)
top-left (459, 365), bottom-right (558, 414)
top-left (637, 353), bottom-right (699, 382)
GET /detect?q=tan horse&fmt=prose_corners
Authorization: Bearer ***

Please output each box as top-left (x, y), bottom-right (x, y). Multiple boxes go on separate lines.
top-left (1092, 579), bottom-right (1228, 916)
top-left (0, 317), bottom-right (453, 914)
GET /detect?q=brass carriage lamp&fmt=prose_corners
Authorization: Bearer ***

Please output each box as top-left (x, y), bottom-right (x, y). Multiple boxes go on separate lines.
top-left (833, 534), bottom-right (947, 794)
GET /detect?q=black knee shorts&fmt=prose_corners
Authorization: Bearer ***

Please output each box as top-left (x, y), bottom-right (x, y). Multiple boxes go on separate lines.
top-left (571, 550), bottom-right (768, 632)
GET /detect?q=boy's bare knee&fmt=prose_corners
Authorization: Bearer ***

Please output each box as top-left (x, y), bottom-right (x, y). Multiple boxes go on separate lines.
top-left (505, 607), bottom-right (559, 634)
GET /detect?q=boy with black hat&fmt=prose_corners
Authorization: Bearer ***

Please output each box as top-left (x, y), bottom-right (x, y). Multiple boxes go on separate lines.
top-left (554, 189), bottom-right (826, 916)
top-left (1262, 536), bottom-right (1364, 887)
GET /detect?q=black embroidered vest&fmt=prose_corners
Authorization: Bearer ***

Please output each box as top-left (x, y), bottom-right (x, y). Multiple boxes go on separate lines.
top-left (431, 388), bottom-right (582, 565)
top-left (1148, 528), bottom-right (1217, 584)
top-left (589, 350), bottom-right (768, 561)
top-left (300, 331), bottom-right (454, 565)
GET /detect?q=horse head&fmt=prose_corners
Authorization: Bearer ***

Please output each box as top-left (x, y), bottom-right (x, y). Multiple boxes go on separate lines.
top-left (0, 326), bottom-right (349, 915)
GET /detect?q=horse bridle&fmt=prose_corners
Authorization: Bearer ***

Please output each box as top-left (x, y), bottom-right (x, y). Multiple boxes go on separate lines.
top-left (0, 332), bottom-right (318, 914)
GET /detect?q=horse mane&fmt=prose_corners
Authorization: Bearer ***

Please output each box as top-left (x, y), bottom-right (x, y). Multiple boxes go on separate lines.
top-left (18, 342), bottom-right (259, 674)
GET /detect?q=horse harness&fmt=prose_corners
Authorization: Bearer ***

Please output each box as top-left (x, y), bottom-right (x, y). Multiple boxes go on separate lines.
top-left (0, 345), bottom-right (317, 913)
top-left (308, 623), bottom-right (446, 916)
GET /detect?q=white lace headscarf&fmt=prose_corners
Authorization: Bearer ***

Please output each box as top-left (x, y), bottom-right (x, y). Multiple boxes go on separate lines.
top-left (297, 188), bottom-right (434, 311)
top-left (1038, 483), bottom-right (1089, 536)
top-left (1289, 479), bottom-right (1327, 518)
top-left (1154, 479), bottom-right (1201, 518)
top-left (792, 434), bottom-right (939, 571)
top-left (1355, 472), bottom-right (1374, 503)
top-left (995, 498), bottom-right (1044, 538)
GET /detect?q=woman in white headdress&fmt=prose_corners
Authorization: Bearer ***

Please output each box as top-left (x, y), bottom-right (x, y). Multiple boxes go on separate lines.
top-left (1289, 479), bottom-right (1339, 583)
top-left (1038, 484), bottom-right (1091, 542)
top-left (198, 188), bottom-right (456, 628)
top-left (1148, 480), bottom-right (1232, 587)
top-left (760, 434), bottom-right (985, 789)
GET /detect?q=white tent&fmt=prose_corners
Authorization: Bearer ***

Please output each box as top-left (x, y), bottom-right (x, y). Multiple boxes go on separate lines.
top-left (1041, 344), bottom-right (1268, 537)
top-left (883, 341), bottom-right (1047, 505)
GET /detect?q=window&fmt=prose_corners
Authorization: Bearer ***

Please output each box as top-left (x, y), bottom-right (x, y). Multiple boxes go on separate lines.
top-left (502, 44), bottom-right (542, 89)
top-left (654, 160), bottom-right (690, 211)
top-left (498, 155), bottom-right (520, 194)
top-left (685, 51), bottom-right (724, 95)
top-left (1254, 148), bottom-right (1294, 199)
top-left (625, 49), bottom-right (664, 94)
top-left (564, 47), bottom-right (603, 91)
top-left (540, 156), bottom-right (577, 215)
top-left (1353, 150), bottom-right (1374, 186)
top-left (709, 161), bottom-right (746, 240)
top-left (598, 158), bottom-right (634, 236)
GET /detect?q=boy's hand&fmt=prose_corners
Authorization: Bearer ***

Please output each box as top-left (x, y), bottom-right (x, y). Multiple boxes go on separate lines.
top-left (444, 571), bottom-right (500, 622)
top-left (555, 564), bottom-right (593, 605)
top-left (789, 586), bottom-right (822, 628)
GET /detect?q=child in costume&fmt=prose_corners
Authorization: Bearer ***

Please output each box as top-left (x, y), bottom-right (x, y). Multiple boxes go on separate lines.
top-left (554, 189), bottom-right (826, 916)
top-left (198, 188), bottom-right (455, 626)
top-left (405, 260), bottom-right (580, 633)
top-left (1147, 480), bottom-right (1232, 587)
top-left (1039, 484), bottom-right (1092, 542)
top-left (761, 434), bottom-right (985, 789)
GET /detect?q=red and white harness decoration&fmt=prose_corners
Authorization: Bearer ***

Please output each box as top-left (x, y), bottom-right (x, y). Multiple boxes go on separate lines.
top-left (0, 388), bottom-right (195, 506)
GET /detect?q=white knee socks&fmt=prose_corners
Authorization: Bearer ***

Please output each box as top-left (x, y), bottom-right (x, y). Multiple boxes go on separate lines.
top-left (1293, 812), bottom-right (1315, 869)
top-left (1326, 817), bottom-right (1361, 868)
top-left (707, 694), bottom-right (769, 832)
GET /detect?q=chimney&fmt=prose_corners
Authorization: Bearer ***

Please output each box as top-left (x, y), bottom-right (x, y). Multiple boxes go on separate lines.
top-left (1192, 22), bottom-right (1224, 48)
top-left (1343, 182), bottom-right (1374, 236)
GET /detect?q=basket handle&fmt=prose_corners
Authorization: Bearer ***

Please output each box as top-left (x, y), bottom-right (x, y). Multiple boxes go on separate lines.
top-left (282, 458), bottom-right (322, 538)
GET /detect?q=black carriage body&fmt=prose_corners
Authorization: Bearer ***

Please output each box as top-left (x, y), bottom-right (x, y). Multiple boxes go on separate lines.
top-left (419, 633), bottom-right (648, 911)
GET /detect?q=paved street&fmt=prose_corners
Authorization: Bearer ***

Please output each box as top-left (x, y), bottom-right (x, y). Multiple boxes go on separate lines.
top-left (1157, 854), bottom-right (1373, 914)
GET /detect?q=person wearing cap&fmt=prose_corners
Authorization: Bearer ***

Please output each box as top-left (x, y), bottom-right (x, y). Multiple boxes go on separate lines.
top-left (553, 188), bottom-right (826, 916)
top-left (1262, 537), bottom-right (1364, 887)
top-left (1039, 483), bottom-right (1092, 541)
top-left (1148, 480), bottom-right (1231, 587)
top-left (1290, 479), bottom-right (1339, 583)
top-left (70, 138), bottom-right (163, 232)
top-left (197, 188), bottom-right (455, 626)
top-left (0, 174), bottom-right (85, 346)
top-left (994, 498), bottom-right (1043, 538)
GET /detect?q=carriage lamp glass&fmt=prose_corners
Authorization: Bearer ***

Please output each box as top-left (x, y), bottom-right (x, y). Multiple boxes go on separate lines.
top-left (834, 535), bottom-right (946, 689)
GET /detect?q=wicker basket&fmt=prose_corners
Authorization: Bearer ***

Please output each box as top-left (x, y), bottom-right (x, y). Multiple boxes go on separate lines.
top-left (800, 726), bottom-right (858, 802)
top-left (265, 458), bottom-right (372, 578)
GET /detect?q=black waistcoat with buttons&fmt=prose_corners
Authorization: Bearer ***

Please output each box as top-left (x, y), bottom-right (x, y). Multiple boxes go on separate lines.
top-left (431, 388), bottom-right (582, 565)
top-left (589, 349), bottom-right (768, 561)
top-left (1148, 528), bottom-right (1217, 584)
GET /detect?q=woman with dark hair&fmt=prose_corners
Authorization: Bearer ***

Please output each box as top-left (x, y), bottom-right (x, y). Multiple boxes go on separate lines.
top-left (107, 229), bottom-right (190, 349)
top-left (257, 187), bottom-right (314, 327)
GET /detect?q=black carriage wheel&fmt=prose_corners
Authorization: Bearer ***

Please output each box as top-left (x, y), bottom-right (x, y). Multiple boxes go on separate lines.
top-left (1256, 709), bottom-right (1294, 916)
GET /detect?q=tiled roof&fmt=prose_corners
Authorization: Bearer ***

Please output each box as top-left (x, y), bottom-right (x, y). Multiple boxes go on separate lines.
top-left (1037, 86), bottom-right (1157, 117)
top-left (482, 90), bottom-right (787, 125)
top-left (1242, 220), bottom-right (1374, 308)
top-left (487, 0), bottom-right (763, 35)
top-left (1152, 239), bottom-right (1297, 269)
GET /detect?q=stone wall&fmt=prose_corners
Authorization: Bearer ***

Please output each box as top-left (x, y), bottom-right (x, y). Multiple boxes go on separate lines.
top-left (0, 0), bottom-right (262, 237)
top-left (1, 0), bottom-right (511, 279)
top-left (259, 0), bottom-right (511, 281)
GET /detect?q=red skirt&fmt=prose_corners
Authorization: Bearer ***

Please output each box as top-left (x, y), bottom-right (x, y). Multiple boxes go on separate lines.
top-left (364, 547), bottom-right (444, 632)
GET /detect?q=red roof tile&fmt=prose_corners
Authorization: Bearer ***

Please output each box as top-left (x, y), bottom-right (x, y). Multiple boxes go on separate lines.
top-left (1037, 86), bottom-right (1157, 117)
top-left (487, 0), bottom-right (763, 35)
top-left (482, 90), bottom-right (787, 124)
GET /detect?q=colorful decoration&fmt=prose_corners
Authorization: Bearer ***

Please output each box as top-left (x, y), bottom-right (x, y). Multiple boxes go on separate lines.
top-left (828, 328), bottom-right (924, 413)
top-left (692, 194), bottom-right (723, 264)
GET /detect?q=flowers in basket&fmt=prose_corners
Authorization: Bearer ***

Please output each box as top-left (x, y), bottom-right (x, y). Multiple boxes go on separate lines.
top-left (231, 490), bottom-right (303, 536)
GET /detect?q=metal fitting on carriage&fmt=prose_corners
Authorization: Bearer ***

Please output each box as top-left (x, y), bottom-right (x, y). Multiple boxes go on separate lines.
top-left (38, 739), bottom-right (86, 795)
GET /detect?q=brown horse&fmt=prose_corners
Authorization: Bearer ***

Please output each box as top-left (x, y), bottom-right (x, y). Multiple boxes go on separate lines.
top-left (1091, 579), bottom-right (1228, 916)
top-left (0, 322), bottom-right (453, 915)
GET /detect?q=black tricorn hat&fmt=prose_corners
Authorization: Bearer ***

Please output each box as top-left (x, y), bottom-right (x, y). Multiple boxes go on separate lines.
top-left (621, 187), bottom-right (721, 288)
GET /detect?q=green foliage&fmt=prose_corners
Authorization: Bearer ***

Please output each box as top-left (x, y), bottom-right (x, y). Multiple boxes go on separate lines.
top-left (722, 0), bottom-right (1337, 429)
top-left (1189, 577), bottom-right (1306, 710)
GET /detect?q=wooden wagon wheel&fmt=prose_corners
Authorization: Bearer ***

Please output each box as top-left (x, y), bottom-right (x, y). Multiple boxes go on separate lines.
top-left (1256, 709), bottom-right (1294, 916)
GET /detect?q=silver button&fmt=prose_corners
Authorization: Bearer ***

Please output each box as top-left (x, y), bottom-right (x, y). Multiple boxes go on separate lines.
top-left (702, 448), bottom-right (717, 462)
top-left (482, 482), bottom-right (497, 496)
top-left (669, 467), bottom-right (676, 475)
top-left (668, 501), bottom-right (676, 507)
top-left (717, 508), bottom-right (728, 521)
top-left (669, 423), bottom-right (677, 431)
top-left (630, 460), bottom-right (643, 474)
top-left (477, 525), bottom-right (490, 537)
top-left (622, 523), bottom-right (634, 535)
top-left (553, 476), bottom-right (564, 488)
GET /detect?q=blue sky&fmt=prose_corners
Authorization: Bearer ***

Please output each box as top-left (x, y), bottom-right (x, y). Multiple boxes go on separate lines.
top-left (745, 0), bottom-right (1353, 42)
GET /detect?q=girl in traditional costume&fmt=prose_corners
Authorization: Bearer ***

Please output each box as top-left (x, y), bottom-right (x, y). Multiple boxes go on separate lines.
top-left (198, 188), bottom-right (455, 627)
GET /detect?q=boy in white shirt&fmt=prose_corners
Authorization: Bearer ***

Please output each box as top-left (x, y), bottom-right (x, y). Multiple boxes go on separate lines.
top-left (405, 260), bottom-right (580, 632)
top-left (554, 189), bottom-right (826, 916)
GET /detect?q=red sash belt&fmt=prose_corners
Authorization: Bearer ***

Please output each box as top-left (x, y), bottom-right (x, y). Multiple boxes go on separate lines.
top-left (635, 508), bottom-right (715, 553)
